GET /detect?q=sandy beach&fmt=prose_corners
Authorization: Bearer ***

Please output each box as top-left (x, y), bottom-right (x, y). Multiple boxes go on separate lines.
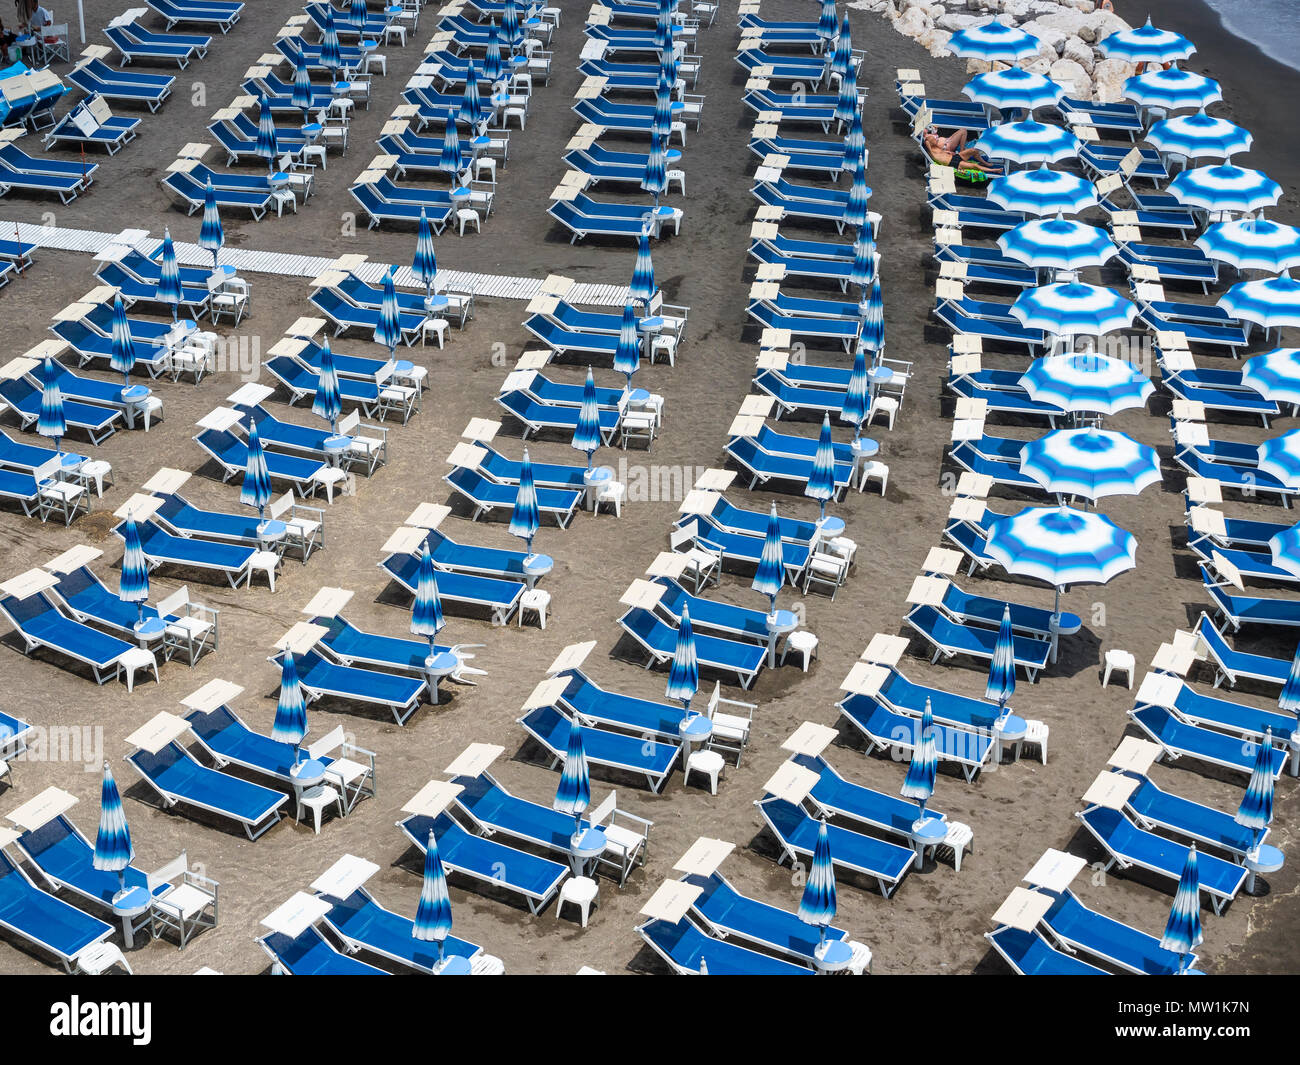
top-left (0, 0), bottom-right (1297, 976)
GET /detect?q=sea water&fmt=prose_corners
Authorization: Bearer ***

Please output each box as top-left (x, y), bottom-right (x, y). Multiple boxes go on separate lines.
top-left (1203, 0), bottom-right (1300, 71)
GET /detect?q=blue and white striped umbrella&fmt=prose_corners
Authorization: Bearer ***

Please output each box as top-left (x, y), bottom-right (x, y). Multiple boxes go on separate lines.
top-left (1241, 349), bottom-right (1300, 408)
top-left (240, 418), bottom-right (272, 519)
top-left (1018, 353), bottom-right (1153, 416)
top-left (1169, 164), bottom-right (1282, 215)
top-left (348, 0), bottom-right (368, 32)
top-left (834, 62), bottom-right (857, 130)
top-left (411, 543), bottom-right (445, 656)
top-left (292, 48), bottom-right (313, 122)
top-left (510, 447), bottom-right (540, 554)
top-left (110, 293), bottom-right (135, 387)
top-left (848, 225), bottom-right (874, 295)
top-left (553, 718), bottom-right (590, 828)
top-left (119, 514), bottom-right (149, 625)
top-left (459, 64), bottom-right (482, 129)
top-left (1011, 282), bottom-right (1136, 338)
top-left (947, 20), bottom-right (1038, 63)
top-left (1220, 277), bottom-right (1300, 332)
top-left (665, 603), bottom-right (699, 711)
top-left (844, 156), bottom-right (871, 232)
top-left (199, 181), bottom-right (223, 271)
top-left (962, 68), bottom-right (1064, 115)
top-left (652, 81), bottom-right (674, 144)
top-left (830, 13), bottom-right (854, 82)
top-left (817, 0), bottom-right (837, 45)
top-left (413, 829), bottom-right (453, 962)
top-left (976, 120), bottom-right (1080, 166)
top-left (752, 503), bottom-right (784, 612)
top-left (630, 230), bottom-right (656, 307)
top-left (37, 357), bottom-right (65, 450)
top-left (1146, 110), bottom-right (1252, 163)
top-left (839, 348), bottom-right (870, 437)
top-left (312, 338), bottom-right (342, 432)
top-left (502, 0), bottom-right (522, 51)
top-left (986, 607), bottom-right (1016, 709)
top-left (901, 699), bottom-right (937, 818)
top-left (1198, 219), bottom-right (1300, 274)
top-left (1160, 845), bottom-right (1203, 974)
top-left (987, 164), bottom-right (1097, 217)
top-left (439, 118), bottom-right (463, 180)
top-left (572, 367), bottom-right (602, 469)
top-left (484, 21), bottom-right (502, 84)
top-left (641, 130), bottom-right (668, 204)
top-left (797, 817), bottom-right (836, 946)
top-left (1278, 642), bottom-right (1300, 714)
top-left (1124, 67), bottom-right (1221, 113)
top-left (157, 228), bottom-right (182, 323)
top-left (271, 650), bottom-right (308, 758)
top-left (1269, 519), bottom-right (1300, 579)
top-left (857, 273), bottom-right (884, 353)
top-left (615, 302), bottom-right (640, 385)
top-left (984, 504), bottom-right (1137, 598)
top-left (413, 209), bottom-right (438, 299)
top-left (321, 7), bottom-right (342, 74)
top-left (375, 266), bottom-right (402, 357)
top-left (255, 95), bottom-right (278, 174)
top-left (844, 106), bottom-right (865, 161)
top-left (805, 414), bottom-right (837, 521)
top-left (1019, 428), bottom-right (1162, 502)
top-left (1236, 729), bottom-right (1275, 852)
top-left (999, 215), bottom-right (1116, 272)
top-left (659, 42), bottom-right (679, 93)
top-left (1257, 429), bottom-right (1300, 489)
top-left (92, 763), bottom-right (133, 889)
top-left (1099, 17), bottom-right (1195, 65)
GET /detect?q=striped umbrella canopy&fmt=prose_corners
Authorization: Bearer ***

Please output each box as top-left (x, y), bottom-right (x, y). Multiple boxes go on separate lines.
top-left (271, 650), bottom-right (308, 761)
top-left (292, 48), bottom-right (313, 123)
top-left (1099, 17), bottom-right (1195, 65)
top-left (654, 4), bottom-right (672, 52)
top-left (848, 225), bottom-right (875, 295)
top-left (641, 130), bottom-right (668, 204)
top-left (985, 606), bottom-right (1016, 709)
top-left (413, 209), bottom-right (438, 299)
top-left (797, 817), bottom-right (837, 946)
top-left (410, 542), bottom-right (445, 657)
top-left (110, 293), bottom-right (135, 387)
top-left (199, 181), bottom-right (224, 271)
top-left (348, 0), bottom-right (368, 33)
top-left (947, 20), bottom-right (1038, 63)
top-left (962, 68), bottom-right (1064, 116)
top-left (37, 357), bottom-right (65, 450)
top-left (839, 347), bottom-right (870, 437)
top-left (665, 603), bottom-right (699, 711)
top-left (805, 414), bottom-right (837, 521)
top-left (845, 105), bottom-right (865, 160)
top-left (459, 64), bottom-right (483, 129)
top-left (157, 228), bottom-right (183, 323)
top-left (976, 120), bottom-right (1080, 166)
top-left (510, 447), bottom-right (540, 554)
top-left (830, 13), bottom-right (854, 82)
top-left (1019, 427), bottom-right (1162, 502)
top-left (987, 163), bottom-right (1097, 216)
top-left (900, 699), bottom-right (937, 818)
top-left (571, 366), bottom-right (602, 469)
top-left (1169, 164), bottom-right (1282, 215)
top-left (553, 718), bottom-right (591, 830)
top-left (1018, 353), bottom-right (1153, 416)
top-left (413, 830), bottom-right (453, 962)
top-left (857, 273), bottom-right (884, 353)
top-left (1160, 845), bottom-right (1203, 974)
top-left (652, 80), bottom-right (674, 143)
top-left (999, 215), bottom-right (1116, 273)
top-left (1269, 519), bottom-right (1300, 579)
top-left (321, 7), bottom-right (342, 74)
top-left (630, 230), bottom-right (657, 306)
top-left (484, 20), bottom-right (502, 84)
top-left (834, 62), bottom-right (857, 130)
top-left (255, 95), bottom-right (279, 174)
top-left (1235, 729), bottom-right (1275, 854)
top-left (817, 0), bottom-right (837, 44)
top-left (1241, 349), bottom-right (1300, 408)
top-left (614, 302), bottom-right (641, 385)
top-left (1257, 430), bottom-right (1300, 490)
top-left (375, 266), bottom-right (402, 358)
top-left (844, 154), bottom-right (871, 231)
top-left (92, 763), bottom-right (133, 892)
top-left (118, 514), bottom-right (150, 626)
top-left (1146, 110), bottom-right (1252, 163)
top-left (752, 503), bottom-right (784, 612)
top-left (1011, 282), bottom-right (1136, 339)
top-left (439, 118), bottom-right (464, 180)
top-left (1124, 66), bottom-right (1221, 112)
top-left (1198, 219), bottom-right (1300, 274)
top-left (1219, 277), bottom-right (1300, 333)
top-left (502, 0), bottom-right (522, 50)
top-left (1278, 642), bottom-right (1300, 714)
top-left (240, 418), bottom-right (273, 519)
top-left (312, 338), bottom-right (342, 432)
top-left (659, 42), bottom-right (679, 92)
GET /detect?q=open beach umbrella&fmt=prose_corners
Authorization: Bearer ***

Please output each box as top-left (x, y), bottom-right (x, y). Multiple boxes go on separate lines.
top-left (1197, 220), bottom-right (1300, 274)
top-left (110, 293), bottom-right (135, 389)
top-left (348, 0), bottom-right (368, 33)
top-left (900, 700), bottom-right (937, 820)
top-left (1019, 428), bottom-right (1161, 503)
top-left (641, 129), bottom-right (668, 205)
top-left (413, 209), bottom-right (438, 300)
top-left (834, 62), bottom-right (857, 131)
top-left (848, 225), bottom-right (874, 295)
top-left (501, 0), bottom-right (522, 51)
top-left (271, 650), bottom-right (308, 766)
top-left (817, 0), bottom-right (837, 47)
top-left (571, 367), bottom-right (601, 470)
top-left (411, 542), bottom-right (445, 661)
top-left (199, 182), bottom-right (224, 271)
top-left (510, 447), bottom-right (539, 554)
top-left (553, 719), bottom-right (591, 831)
top-left (1241, 349), bottom-right (1300, 409)
top-left (843, 155), bottom-right (871, 232)
top-left (1099, 17), bottom-right (1195, 65)
top-left (630, 230), bottom-right (657, 307)
top-left (805, 414), bottom-right (837, 522)
top-left (1220, 277), bottom-right (1300, 337)
top-left (986, 607), bottom-right (1016, 710)
top-left (1011, 282), bottom-right (1136, 342)
top-left (312, 338), bottom-right (341, 433)
top-left (1146, 111), bottom-right (1252, 163)
top-left (1257, 430), bottom-right (1300, 489)
top-left (752, 503), bottom-right (784, 613)
top-left (375, 266), bottom-right (402, 359)
top-left (255, 95), bottom-right (278, 174)
top-left (976, 120), bottom-right (1080, 167)
top-left (93, 763), bottom-right (133, 897)
top-left (1269, 521), bottom-right (1300, 580)
top-left (987, 164), bottom-right (1097, 217)
top-left (460, 63), bottom-right (482, 129)
top-left (1279, 645), bottom-right (1300, 714)
top-left (830, 13), bottom-right (854, 83)
top-left (999, 215), bottom-right (1116, 274)
top-left (839, 348), bottom-right (870, 440)
top-left (292, 48), bottom-right (313, 124)
top-left (858, 273), bottom-right (884, 353)
top-left (962, 68), bottom-right (1063, 116)
top-left (1160, 845), bottom-right (1203, 975)
top-left (1169, 164), bottom-right (1282, 216)
top-left (1123, 67), bottom-right (1221, 113)
top-left (413, 830), bottom-right (453, 964)
top-left (614, 303), bottom-right (640, 385)
top-left (797, 817), bottom-right (836, 948)
top-left (947, 20), bottom-right (1038, 63)
top-left (37, 357), bottom-right (65, 454)
top-left (484, 21), bottom-right (502, 84)
top-left (1236, 730), bottom-right (1275, 857)
top-left (321, 8), bottom-right (342, 75)
top-left (119, 513), bottom-right (149, 627)
top-left (1018, 353), bottom-right (1153, 417)
top-left (665, 604), bottom-right (699, 712)
top-left (157, 228), bottom-right (182, 323)
top-left (439, 118), bottom-right (464, 181)
top-left (240, 418), bottom-right (272, 521)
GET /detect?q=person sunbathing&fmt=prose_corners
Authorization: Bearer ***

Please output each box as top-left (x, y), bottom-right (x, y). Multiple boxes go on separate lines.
top-left (922, 126), bottom-right (1003, 174)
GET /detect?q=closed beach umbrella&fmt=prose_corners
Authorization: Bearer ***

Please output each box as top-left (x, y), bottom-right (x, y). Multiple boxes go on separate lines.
top-left (93, 763), bottom-right (133, 897)
top-left (240, 418), bottom-right (272, 521)
top-left (501, 0), bottom-right (521, 50)
top-left (834, 62), bottom-right (857, 130)
top-left (805, 414), bottom-right (836, 521)
top-left (1278, 644), bottom-right (1300, 714)
top-left (988, 164), bottom-right (1097, 217)
top-left (857, 273), bottom-right (884, 353)
top-left (666, 604), bottom-right (699, 711)
top-left (1198, 219), bottom-right (1300, 274)
top-left (1219, 277), bottom-right (1300, 335)
top-left (312, 338), bottom-right (341, 433)
top-left (255, 95), bottom-right (278, 174)
top-left (1146, 111), bottom-right (1252, 163)
top-left (985, 606), bottom-right (1016, 709)
top-left (652, 80), bottom-right (673, 143)
top-left (1018, 353), bottom-right (1153, 417)
top-left (413, 209), bottom-right (438, 299)
top-left (797, 818), bottom-right (836, 947)
top-left (553, 719), bottom-right (590, 830)
top-left (1099, 17), bottom-right (1195, 65)
top-left (1019, 428), bottom-right (1161, 503)
top-left (614, 303), bottom-right (640, 385)
top-left (999, 215), bottom-right (1116, 274)
top-left (37, 357), bottom-right (65, 453)
top-left (119, 513), bottom-right (149, 628)
top-left (817, 0), bottom-right (837, 46)
top-left (752, 503), bottom-right (784, 613)
top-left (641, 129), bottom-right (667, 204)
top-left (1123, 67), bottom-right (1221, 113)
top-left (962, 68), bottom-right (1064, 116)
top-left (157, 228), bottom-right (182, 323)
top-left (292, 48), bottom-right (313, 123)
top-left (572, 367), bottom-right (601, 469)
top-left (510, 447), bottom-right (540, 554)
top-left (271, 650), bottom-right (308, 765)
top-left (1241, 349), bottom-right (1300, 409)
top-left (348, 0), bottom-right (368, 33)
top-left (659, 44), bottom-right (679, 95)
top-left (630, 230), bottom-right (656, 307)
top-left (413, 830), bottom-right (453, 964)
top-left (849, 225), bottom-right (874, 295)
top-left (947, 20), bottom-right (1037, 63)
top-left (484, 21), bottom-right (502, 84)
top-left (830, 13), bottom-right (854, 81)
top-left (977, 120), bottom-right (1080, 167)
top-left (839, 348), bottom-right (870, 439)
top-left (110, 293), bottom-right (135, 388)
top-left (1160, 845), bottom-right (1203, 975)
top-left (321, 8), bottom-right (342, 74)
top-left (900, 699), bottom-right (937, 819)
top-left (843, 155), bottom-right (871, 232)
top-left (374, 266), bottom-right (402, 358)
top-left (1169, 164), bottom-right (1282, 215)
top-left (460, 63), bottom-right (482, 129)
top-left (411, 542), bottom-right (445, 660)
top-left (1236, 730), bottom-right (1275, 856)
top-left (439, 118), bottom-right (463, 181)
top-left (199, 181), bottom-right (224, 271)
top-left (1011, 282), bottom-right (1135, 341)
top-left (1257, 430), bottom-right (1300, 490)
top-left (844, 105), bottom-right (865, 160)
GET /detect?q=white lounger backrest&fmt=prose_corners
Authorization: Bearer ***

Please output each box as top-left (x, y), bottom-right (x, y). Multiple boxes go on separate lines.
top-left (669, 522), bottom-right (697, 551)
top-left (589, 791), bottom-right (616, 828)
top-left (307, 726), bottom-right (346, 761)
top-left (156, 585), bottom-right (191, 614)
top-left (338, 409), bottom-right (360, 435)
top-left (269, 492), bottom-right (296, 520)
top-left (148, 851), bottom-right (189, 891)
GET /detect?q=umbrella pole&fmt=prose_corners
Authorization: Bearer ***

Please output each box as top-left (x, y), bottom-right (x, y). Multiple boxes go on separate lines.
top-left (1050, 585), bottom-right (1063, 664)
